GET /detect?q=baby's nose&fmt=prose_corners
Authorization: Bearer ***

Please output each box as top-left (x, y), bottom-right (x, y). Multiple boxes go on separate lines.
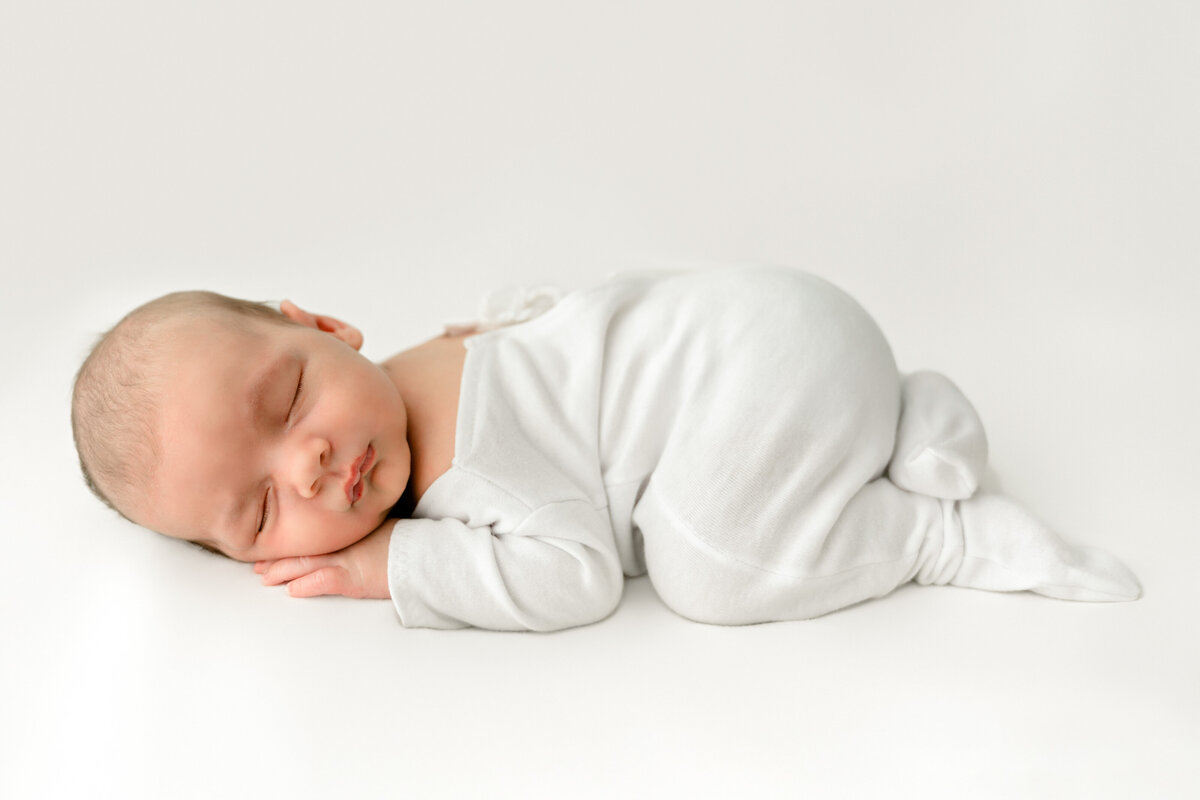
top-left (288, 437), bottom-right (332, 499)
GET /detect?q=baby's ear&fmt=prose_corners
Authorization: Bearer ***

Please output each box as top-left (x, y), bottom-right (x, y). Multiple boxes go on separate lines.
top-left (279, 299), bottom-right (364, 351)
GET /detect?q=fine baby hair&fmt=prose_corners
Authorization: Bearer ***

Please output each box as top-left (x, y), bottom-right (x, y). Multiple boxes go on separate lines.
top-left (72, 291), bottom-right (294, 527)
top-left (71, 266), bottom-right (1143, 631)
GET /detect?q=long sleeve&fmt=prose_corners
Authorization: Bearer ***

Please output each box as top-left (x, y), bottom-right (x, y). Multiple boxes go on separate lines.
top-left (387, 499), bottom-right (625, 631)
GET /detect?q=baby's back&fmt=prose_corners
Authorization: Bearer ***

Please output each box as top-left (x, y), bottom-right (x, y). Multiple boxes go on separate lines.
top-left (450, 266), bottom-right (902, 577)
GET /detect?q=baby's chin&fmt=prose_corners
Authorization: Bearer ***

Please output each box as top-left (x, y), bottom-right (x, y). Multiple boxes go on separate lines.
top-left (327, 506), bottom-right (393, 554)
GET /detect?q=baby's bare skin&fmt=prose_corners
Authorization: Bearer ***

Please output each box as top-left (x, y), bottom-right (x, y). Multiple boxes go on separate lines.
top-left (380, 331), bottom-right (473, 503)
top-left (255, 326), bottom-right (474, 599)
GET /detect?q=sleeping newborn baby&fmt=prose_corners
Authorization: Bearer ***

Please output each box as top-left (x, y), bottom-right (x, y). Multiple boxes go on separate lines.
top-left (71, 266), bottom-right (1142, 630)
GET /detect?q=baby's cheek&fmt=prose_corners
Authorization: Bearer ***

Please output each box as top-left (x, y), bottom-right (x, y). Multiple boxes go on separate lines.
top-left (296, 510), bottom-right (346, 556)
top-left (316, 509), bottom-right (367, 553)
top-left (371, 461), bottom-right (394, 499)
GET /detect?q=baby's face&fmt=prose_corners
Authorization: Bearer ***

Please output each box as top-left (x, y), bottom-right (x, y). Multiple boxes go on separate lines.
top-left (138, 311), bottom-right (409, 561)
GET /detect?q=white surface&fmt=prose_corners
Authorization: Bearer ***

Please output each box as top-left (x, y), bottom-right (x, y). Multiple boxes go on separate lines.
top-left (2, 2), bottom-right (1197, 798)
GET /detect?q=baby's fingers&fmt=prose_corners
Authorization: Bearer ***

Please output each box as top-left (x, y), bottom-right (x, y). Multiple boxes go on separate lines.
top-left (260, 556), bottom-right (331, 586)
top-left (286, 566), bottom-right (352, 598)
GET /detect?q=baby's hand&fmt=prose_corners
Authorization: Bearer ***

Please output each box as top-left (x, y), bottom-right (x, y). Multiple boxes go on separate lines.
top-left (254, 521), bottom-right (395, 599)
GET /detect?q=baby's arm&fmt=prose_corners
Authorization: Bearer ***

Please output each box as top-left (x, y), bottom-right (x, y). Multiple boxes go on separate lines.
top-left (256, 500), bottom-right (624, 632)
top-left (385, 501), bottom-right (624, 631)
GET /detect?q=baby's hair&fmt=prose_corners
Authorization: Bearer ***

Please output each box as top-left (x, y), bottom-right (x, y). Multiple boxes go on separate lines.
top-left (71, 291), bottom-right (294, 528)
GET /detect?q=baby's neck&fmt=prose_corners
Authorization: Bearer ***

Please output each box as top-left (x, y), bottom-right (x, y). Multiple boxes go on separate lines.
top-left (380, 332), bottom-right (474, 506)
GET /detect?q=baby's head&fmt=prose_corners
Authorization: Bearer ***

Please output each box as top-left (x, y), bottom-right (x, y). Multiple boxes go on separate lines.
top-left (72, 291), bottom-right (411, 561)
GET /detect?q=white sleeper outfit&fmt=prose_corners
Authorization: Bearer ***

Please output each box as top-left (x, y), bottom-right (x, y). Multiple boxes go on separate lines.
top-left (388, 266), bottom-right (1141, 631)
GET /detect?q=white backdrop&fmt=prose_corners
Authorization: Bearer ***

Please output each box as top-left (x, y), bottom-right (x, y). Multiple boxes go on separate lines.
top-left (2, 2), bottom-right (1197, 798)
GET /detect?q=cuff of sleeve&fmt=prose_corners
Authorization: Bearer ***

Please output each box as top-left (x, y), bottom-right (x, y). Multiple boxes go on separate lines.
top-left (387, 519), bottom-right (416, 627)
top-left (387, 518), bottom-right (469, 630)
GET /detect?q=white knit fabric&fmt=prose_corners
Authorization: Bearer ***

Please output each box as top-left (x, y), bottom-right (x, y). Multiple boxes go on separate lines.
top-left (388, 266), bottom-right (1141, 631)
top-left (442, 284), bottom-right (564, 335)
top-left (889, 370), bottom-right (988, 500)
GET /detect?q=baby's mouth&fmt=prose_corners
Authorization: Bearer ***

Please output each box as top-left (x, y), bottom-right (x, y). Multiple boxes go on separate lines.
top-left (345, 444), bottom-right (375, 505)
